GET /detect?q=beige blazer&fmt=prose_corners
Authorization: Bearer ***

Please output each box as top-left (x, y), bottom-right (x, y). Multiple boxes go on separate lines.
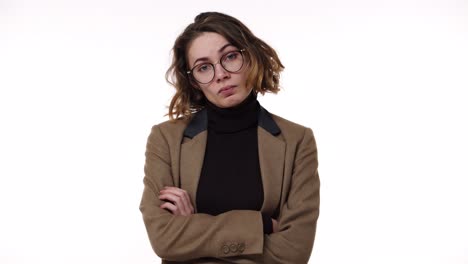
top-left (140, 106), bottom-right (320, 264)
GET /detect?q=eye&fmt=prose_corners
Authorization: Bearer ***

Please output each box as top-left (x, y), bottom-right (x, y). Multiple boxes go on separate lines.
top-left (195, 64), bottom-right (211, 73)
top-left (224, 52), bottom-right (239, 61)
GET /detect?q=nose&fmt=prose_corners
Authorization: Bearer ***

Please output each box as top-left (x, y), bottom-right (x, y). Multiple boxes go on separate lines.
top-left (214, 62), bottom-right (230, 82)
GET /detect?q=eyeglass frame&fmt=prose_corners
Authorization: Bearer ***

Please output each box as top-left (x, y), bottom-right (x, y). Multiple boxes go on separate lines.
top-left (186, 48), bottom-right (246, 84)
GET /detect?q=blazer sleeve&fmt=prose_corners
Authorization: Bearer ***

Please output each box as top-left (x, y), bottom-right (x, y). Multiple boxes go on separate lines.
top-left (219, 127), bottom-right (320, 264)
top-left (139, 125), bottom-right (265, 261)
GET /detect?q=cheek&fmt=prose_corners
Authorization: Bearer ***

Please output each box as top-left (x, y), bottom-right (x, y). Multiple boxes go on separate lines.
top-left (199, 84), bottom-right (215, 96)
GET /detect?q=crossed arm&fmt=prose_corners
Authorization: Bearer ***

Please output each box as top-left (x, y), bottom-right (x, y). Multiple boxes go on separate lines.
top-left (140, 125), bottom-right (320, 263)
top-left (158, 186), bottom-right (279, 232)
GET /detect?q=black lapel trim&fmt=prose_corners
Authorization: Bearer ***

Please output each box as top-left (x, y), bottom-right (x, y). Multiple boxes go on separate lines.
top-left (183, 108), bottom-right (208, 139)
top-left (258, 106), bottom-right (281, 136)
top-left (183, 105), bottom-right (281, 138)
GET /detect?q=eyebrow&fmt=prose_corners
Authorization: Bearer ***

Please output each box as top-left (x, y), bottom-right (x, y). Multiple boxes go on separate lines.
top-left (192, 43), bottom-right (236, 67)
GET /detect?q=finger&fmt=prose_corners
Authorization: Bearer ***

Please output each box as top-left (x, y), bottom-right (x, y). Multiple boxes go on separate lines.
top-left (272, 218), bottom-right (279, 233)
top-left (160, 202), bottom-right (178, 214)
top-left (188, 203), bottom-right (194, 214)
top-left (175, 189), bottom-right (193, 215)
top-left (162, 187), bottom-right (194, 215)
top-left (181, 190), bottom-right (194, 213)
top-left (187, 195), bottom-right (194, 213)
top-left (160, 188), bottom-right (191, 215)
top-left (160, 201), bottom-right (189, 216)
top-left (159, 193), bottom-right (189, 214)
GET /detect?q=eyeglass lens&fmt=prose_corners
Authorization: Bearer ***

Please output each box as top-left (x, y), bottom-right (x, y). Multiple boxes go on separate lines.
top-left (192, 51), bottom-right (243, 84)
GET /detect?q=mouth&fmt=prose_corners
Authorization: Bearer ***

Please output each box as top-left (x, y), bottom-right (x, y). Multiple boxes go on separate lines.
top-left (218, 85), bottom-right (236, 95)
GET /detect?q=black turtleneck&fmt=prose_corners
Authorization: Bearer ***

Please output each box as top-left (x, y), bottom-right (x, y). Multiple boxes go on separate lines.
top-left (196, 92), bottom-right (273, 235)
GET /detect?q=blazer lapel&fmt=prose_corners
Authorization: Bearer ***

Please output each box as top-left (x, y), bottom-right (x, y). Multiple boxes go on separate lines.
top-left (180, 131), bottom-right (207, 214)
top-left (180, 108), bottom-right (208, 214)
top-left (258, 127), bottom-right (285, 215)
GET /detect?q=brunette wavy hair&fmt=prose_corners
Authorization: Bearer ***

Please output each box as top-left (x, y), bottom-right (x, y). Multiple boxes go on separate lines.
top-left (166, 12), bottom-right (284, 120)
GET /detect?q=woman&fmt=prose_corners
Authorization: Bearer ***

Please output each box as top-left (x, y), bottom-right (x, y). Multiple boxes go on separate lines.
top-left (140, 12), bottom-right (320, 264)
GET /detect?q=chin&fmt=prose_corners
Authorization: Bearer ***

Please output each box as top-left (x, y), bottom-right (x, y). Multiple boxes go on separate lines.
top-left (217, 101), bottom-right (237, 108)
top-left (221, 95), bottom-right (243, 108)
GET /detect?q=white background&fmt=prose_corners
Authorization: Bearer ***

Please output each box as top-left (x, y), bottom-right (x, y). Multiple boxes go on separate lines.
top-left (1, 0), bottom-right (467, 263)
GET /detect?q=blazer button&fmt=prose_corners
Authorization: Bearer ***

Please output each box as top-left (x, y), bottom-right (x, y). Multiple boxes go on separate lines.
top-left (222, 245), bottom-right (230, 254)
top-left (238, 242), bottom-right (245, 253)
top-left (230, 243), bottom-right (238, 253)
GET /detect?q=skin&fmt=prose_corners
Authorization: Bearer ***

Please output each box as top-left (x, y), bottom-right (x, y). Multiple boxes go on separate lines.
top-left (187, 32), bottom-right (253, 108)
top-left (159, 187), bottom-right (194, 216)
top-left (159, 32), bottom-right (278, 233)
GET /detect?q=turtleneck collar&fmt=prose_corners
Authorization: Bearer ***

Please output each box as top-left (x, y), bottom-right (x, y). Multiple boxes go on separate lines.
top-left (206, 91), bottom-right (259, 133)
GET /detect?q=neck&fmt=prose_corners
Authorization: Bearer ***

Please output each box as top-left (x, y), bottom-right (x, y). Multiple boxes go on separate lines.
top-left (206, 92), bottom-right (259, 133)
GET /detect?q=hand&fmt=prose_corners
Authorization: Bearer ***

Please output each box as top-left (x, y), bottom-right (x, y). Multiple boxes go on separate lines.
top-left (272, 218), bottom-right (279, 233)
top-left (158, 186), bottom-right (194, 216)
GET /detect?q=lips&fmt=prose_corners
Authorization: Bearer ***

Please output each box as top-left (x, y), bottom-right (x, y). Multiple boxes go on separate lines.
top-left (218, 85), bottom-right (236, 94)
top-left (218, 85), bottom-right (236, 96)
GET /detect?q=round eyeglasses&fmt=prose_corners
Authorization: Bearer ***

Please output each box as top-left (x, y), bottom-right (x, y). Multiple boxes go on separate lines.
top-left (187, 49), bottom-right (246, 84)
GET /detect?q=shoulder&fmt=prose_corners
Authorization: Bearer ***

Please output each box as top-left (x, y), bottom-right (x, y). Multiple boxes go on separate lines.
top-left (270, 112), bottom-right (311, 133)
top-left (268, 112), bottom-right (317, 144)
top-left (153, 118), bottom-right (190, 133)
top-left (147, 118), bottom-right (190, 144)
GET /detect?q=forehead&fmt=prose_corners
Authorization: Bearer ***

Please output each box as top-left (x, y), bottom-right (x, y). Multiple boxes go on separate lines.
top-left (187, 32), bottom-right (232, 65)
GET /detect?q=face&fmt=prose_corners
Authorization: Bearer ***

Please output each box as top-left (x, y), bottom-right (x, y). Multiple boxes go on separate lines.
top-left (187, 32), bottom-right (252, 108)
